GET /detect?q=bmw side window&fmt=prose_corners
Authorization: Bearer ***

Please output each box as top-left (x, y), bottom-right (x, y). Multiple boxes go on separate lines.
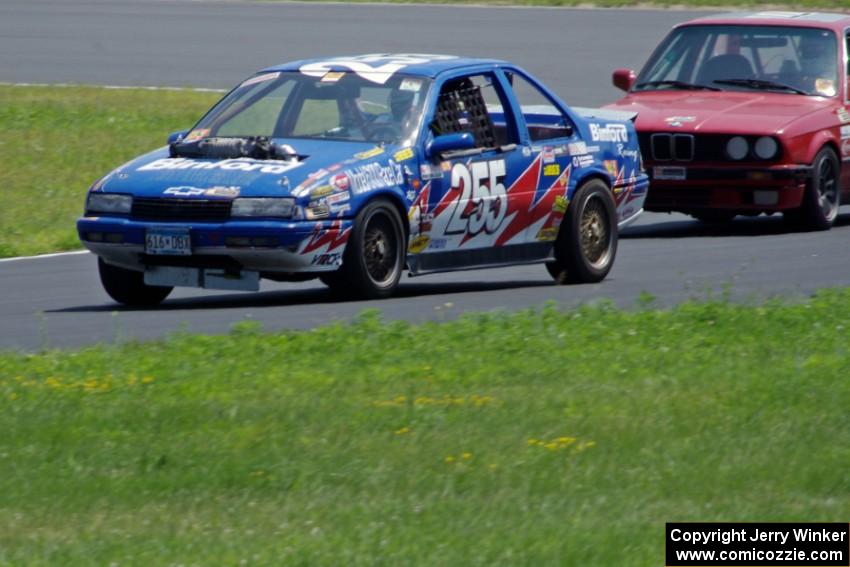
top-left (504, 71), bottom-right (574, 142)
top-left (430, 73), bottom-right (516, 149)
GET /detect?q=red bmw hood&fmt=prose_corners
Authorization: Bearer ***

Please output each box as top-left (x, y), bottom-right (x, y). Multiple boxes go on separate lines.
top-left (606, 91), bottom-right (831, 134)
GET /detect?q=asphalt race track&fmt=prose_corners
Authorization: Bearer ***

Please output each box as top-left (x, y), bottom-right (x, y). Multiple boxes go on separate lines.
top-left (1, 0), bottom-right (849, 351)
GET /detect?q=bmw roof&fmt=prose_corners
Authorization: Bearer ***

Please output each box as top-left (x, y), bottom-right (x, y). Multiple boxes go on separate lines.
top-left (261, 54), bottom-right (509, 80)
top-left (684, 11), bottom-right (850, 28)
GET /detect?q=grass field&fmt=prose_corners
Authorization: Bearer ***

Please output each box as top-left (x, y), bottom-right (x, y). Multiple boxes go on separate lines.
top-left (0, 86), bottom-right (219, 258)
top-left (2, 292), bottom-right (849, 565)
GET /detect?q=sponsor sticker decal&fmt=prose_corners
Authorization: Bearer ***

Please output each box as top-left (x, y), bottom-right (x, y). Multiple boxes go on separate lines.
top-left (543, 164), bottom-right (561, 177)
top-left (394, 148), bottom-right (415, 162)
top-left (399, 78), bottom-right (423, 92)
top-left (205, 186), bottom-right (241, 198)
top-left (664, 116), bottom-right (696, 128)
top-left (321, 71), bottom-right (345, 83)
top-left (354, 147), bottom-right (385, 160)
top-left (589, 123), bottom-right (629, 143)
top-left (139, 158), bottom-right (301, 175)
top-left (568, 141), bottom-right (587, 155)
top-left (184, 129), bottom-right (210, 142)
top-left (840, 125), bottom-right (850, 140)
top-left (310, 185), bottom-right (334, 199)
top-left (330, 173), bottom-right (350, 191)
top-left (408, 234), bottom-right (430, 253)
top-left (420, 163), bottom-right (441, 180)
top-left (552, 195), bottom-right (568, 214)
top-left (427, 238), bottom-right (447, 250)
top-left (815, 78), bottom-right (836, 97)
top-left (572, 155), bottom-right (594, 168)
top-left (347, 160), bottom-right (404, 195)
top-left (536, 227), bottom-right (558, 241)
top-left (838, 108), bottom-right (850, 124)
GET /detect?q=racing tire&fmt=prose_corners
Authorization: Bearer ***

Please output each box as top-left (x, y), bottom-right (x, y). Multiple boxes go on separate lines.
top-left (784, 147), bottom-right (840, 231)
top-left (323, 199), bottom-right (405, 299)
top-left (546, 179), bottom-right (618, 284)
top-left (98, 258), bottom-right (172, 306)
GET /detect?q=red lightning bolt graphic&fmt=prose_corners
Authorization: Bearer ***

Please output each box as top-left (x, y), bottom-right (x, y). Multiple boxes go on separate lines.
top-left (494, 156), bottom-right (570, 247)
top-left (411, 181), bottom-right (431, 216)
top-left (301, 220), bottom-right (351, 254)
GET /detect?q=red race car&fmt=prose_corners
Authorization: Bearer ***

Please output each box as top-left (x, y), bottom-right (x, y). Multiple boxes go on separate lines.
top-left (607, 11), bottom-right (850, 230)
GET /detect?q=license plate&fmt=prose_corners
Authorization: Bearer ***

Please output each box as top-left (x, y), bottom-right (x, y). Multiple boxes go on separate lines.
top-left (654, 166), bottom-right (687, 181)
top-left (145, 228), bottom-right (191, 256)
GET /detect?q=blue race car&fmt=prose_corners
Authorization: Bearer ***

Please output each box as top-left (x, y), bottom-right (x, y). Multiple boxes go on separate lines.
top-left (78, 54), bottom-right (648, 305)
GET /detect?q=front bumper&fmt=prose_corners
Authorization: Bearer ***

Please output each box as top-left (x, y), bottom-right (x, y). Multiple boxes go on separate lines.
top-left (77, 216), bottom-right (352, 274)
top-left (645, 163), bottom-right (811, 213)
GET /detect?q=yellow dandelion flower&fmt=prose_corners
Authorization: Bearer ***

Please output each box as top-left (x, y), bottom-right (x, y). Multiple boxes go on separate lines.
top-left (461, 452), bottom-right (472, 460)
top-left (394, 427), bottom-right (410, 436)
top-left (557, 437), bottom-right (577, 446)
top-left (444, 456), bottom-right (455, 464)
top-left (527, 438), bottom-right (539, 446)
top-left (544, 442), bottom-right (559, 451)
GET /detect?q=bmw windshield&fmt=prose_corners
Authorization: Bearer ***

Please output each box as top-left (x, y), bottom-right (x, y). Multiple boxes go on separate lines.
top-left (634, 25), bottom-right (839, 97)
top-left (189, 71), bottom-right (432, 146)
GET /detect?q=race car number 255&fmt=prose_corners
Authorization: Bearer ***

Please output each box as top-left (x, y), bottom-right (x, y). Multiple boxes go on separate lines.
top-left (145, 228), bottom-right (192, 256)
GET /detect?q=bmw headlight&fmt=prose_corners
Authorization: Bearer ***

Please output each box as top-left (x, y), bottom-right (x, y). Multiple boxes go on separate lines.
top-left (754, 136), bottom-right (779, 160)
top-left (726, 136), bottom-right (749, 160)
top-left (231, 197), bottom-right (295, 218)
top-left (86, 193), bottom-right (132, 215)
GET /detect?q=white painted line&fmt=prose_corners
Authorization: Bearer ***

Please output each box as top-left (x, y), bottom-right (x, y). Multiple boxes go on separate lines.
top-left (0, 250), bottom-right (91, 263)
top-left (0, 82), bottom-right (227, 93)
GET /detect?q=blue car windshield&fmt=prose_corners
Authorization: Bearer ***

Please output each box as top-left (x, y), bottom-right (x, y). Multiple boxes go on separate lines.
top-left (635, 25), bottom-right (839, 97)
top-left (192, 71), bottom-right (432, 145)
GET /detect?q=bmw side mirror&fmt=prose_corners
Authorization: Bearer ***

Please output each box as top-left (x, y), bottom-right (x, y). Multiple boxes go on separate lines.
top-left (612, 69), bottom-right (637, 92)
top-left (426, 133), bottom-right (476, 159)
top-left (167, 130), bottom-right (189, 145)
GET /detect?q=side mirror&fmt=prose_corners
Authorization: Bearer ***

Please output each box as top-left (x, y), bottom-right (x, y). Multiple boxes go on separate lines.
top-left (426, 133), bottom-right (475, 159)
top-left (167, 130), bottom-right (189, 145)
top-left (612, 69), bottom-right (637, 92)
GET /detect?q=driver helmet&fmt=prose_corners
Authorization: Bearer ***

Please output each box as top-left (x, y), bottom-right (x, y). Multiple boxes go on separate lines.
top-left (389, 88), bottom-right (416, 122)
top-left (799, 32), bottom-right (832, 75)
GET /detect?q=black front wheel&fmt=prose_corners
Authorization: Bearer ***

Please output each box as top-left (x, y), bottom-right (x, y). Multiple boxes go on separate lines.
top-left (546, 179), bottom-right (618, 284)
top-left (785, 147), bottom-right (840, 231)
top-left (322, 199), bottom-right (405, 299)
top-left (98, 258), bottom-right (172, 306)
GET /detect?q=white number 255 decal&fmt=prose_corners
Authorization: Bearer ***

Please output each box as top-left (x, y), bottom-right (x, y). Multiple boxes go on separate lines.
top-left (446, 159), bottom-right (507, 236)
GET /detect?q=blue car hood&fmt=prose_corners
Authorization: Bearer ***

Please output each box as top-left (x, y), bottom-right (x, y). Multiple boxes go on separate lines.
top-left (98, 139), bottom-right (400, 199)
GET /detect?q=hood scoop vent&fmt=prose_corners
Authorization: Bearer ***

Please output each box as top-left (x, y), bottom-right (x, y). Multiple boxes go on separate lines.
top-left (170, 136), bottom-right (305, 162)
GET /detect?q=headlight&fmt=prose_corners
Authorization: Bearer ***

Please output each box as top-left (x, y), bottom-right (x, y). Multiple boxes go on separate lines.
top-left (754, 136), bottom-right (779, 160)
top-left (231, 197), bottom-right (295, 218)
top-left (726, 136), bottom-right (749, 160)
top-left (86, 193), bottom-right (132, 215)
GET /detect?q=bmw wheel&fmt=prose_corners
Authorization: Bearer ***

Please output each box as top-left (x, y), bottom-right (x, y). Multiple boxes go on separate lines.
top-left (324, 199), bottom-right (405, 299)
top-left (786, 147), bottom-right (840, 231)
top-left (98, 258), bottom-right (172, 306)
top-left (546, 179), bottom-right (618, 284)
